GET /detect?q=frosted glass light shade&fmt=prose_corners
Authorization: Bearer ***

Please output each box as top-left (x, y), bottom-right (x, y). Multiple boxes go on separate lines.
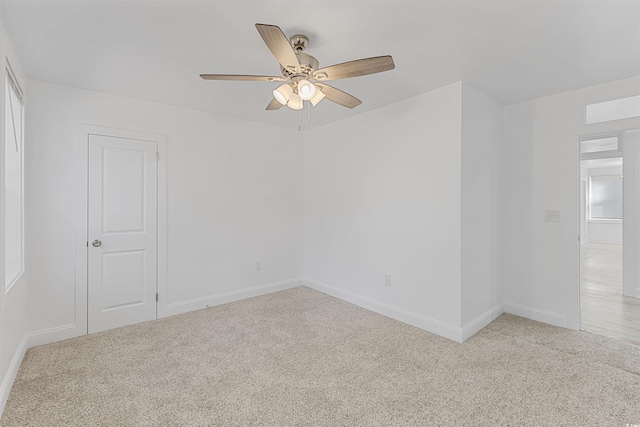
top-left (273, 84), bottom-right (293, 105)
top-left (287, 93), bottom-right (303, 110)
top-left (297, 80), bottom-right (316, 101)
top-left (309, 88), bottom-right (325, 106)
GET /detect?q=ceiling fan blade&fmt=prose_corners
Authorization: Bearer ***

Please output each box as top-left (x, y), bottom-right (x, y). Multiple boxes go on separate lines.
top-left (200, 74), bottom-right (284, 82)
top-left (313, 55), bottom-right (395, 81)
top-left (255, 24), bottom-right (300, 74)
top-left (315, 84), bottom-right (362, 109)
top-left (266, 98), bottom-right (284, 110)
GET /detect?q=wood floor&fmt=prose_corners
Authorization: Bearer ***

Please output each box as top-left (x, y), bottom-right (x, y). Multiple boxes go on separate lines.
top-left (580, 242), bottom-right (640, 346)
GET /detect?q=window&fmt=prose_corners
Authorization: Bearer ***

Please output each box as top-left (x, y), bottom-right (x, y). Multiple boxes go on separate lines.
top-left (580, 136), bottom-right (618, 154)
top-left (589, 175), bottom-right (622, 221)
top-left (4, 65), bottom-right (24, 291)
top-left (586, 95), bottom-right (640, 124)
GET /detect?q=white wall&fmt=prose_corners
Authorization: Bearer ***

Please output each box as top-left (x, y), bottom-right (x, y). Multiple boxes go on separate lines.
top-left (18, 74), bottom-right (640, 350)
top-left (0, 19), bottom-right (29, 415)
top-left (303, 82), bottom-right (503, 341)
top-left (588, 221), bottom-right (623, 245)
top-left (303, 83), bottom-right (464, 339)
top-left (502, 76), bottom-right (640, 330)
top-left (460, 83), bottom-right (503, 329)
top-left (25, 80), bottom-right (304, 344)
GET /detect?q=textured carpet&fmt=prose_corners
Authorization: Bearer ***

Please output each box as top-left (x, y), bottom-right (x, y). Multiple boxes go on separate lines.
top-left (2, 286), bottom-right (639, 426)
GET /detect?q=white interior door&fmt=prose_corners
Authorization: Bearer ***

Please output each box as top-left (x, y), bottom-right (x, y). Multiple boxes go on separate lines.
top-left (88, 134), bottom-right (158, 333)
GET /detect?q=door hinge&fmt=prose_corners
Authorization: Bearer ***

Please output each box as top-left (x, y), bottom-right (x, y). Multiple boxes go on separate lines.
top-left (156, 293), bottom-right (159, 302)
top-left (156, 152), bottom-right (160, 161)
top-left (86, 241), bottom-right (88, 247)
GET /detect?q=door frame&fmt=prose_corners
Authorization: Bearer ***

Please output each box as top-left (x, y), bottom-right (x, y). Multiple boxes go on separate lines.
top-left (622, 129), bottom-right (639, 298)
top-left (576, 130), bottom-right (622, 331)
top-left (74, 124), bottom-right (167, 336)
top-left (576, 128), bottom-right (639, 331)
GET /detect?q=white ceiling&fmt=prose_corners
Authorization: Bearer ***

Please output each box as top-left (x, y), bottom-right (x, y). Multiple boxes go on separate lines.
top-left (2, 0), bottom-right (639, 130)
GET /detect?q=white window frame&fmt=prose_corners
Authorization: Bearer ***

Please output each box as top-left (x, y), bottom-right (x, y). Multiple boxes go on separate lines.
top-left (588, 174), bottom-right (623, 223)
top-left (3, 61), bottom-right (25, 293)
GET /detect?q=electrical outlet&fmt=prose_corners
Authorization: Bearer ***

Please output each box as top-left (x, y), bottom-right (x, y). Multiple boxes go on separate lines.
top-left (385, 275), bottom-right (392, 286)
top-left (256, 262), bottom-right (262, 271)
top-left (544, 210), bottom-right (560, 223)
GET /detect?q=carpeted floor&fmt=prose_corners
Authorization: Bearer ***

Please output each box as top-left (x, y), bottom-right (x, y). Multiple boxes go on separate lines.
top-left (2, 286), bottom-right (639, 426)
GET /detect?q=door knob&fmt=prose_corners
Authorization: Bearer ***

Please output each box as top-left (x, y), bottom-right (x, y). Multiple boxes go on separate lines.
top-left (92, 239), bottom-right (102, 247)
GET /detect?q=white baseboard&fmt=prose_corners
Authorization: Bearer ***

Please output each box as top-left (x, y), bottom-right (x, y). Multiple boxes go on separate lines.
top-left (162, 277), bottom-right (303, 318)
top-left (304, 278), bottom-right (465, 343)
top-left (0, 334), bottom-right (28, 418)
top-left (504, 301), bottom-right (568, 328)
top-left (587, 239), bottom-right (622, 245)
top-left (461, 303), bottom-right (504, 342)
top-left (622, 289), bottom-right (640, 298)
top-left (27, 324), bottom-right (78, 349)
top-left (23, 279), bottom-right (304, 348)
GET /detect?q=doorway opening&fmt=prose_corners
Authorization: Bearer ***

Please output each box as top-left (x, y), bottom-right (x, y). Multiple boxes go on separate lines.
top-left (579, 131), bottom-right (640, 345)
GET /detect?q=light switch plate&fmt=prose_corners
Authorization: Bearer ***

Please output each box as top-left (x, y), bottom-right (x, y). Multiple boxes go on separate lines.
top-left (544, 210), bottom-right (560, 222)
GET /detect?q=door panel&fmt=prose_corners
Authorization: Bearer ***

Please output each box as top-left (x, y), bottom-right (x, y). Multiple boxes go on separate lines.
top-left (101, 250), bottom-right (146, 311)
top-left (103, 147), bottom-right (147, 234)
top-left (88, 134), bottom-right (157, 333)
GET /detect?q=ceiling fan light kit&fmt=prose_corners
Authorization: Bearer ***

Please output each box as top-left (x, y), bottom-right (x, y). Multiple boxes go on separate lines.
top-left (273, 83), bottom-right (293, 105)
top-left (309, 89), bottom-right (325, 107)
top-left (297, 79), bottom-right (316, 100)
top-left (287, 93), bottom-right (304, 110)
top-left (200, 23), bottom-right (395, 119)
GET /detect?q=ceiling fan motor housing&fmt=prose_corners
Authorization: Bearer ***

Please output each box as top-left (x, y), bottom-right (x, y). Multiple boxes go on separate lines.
top-left (277, 34), bottom-right (319, 78)
top-left (281, 52), bottom-right (319, 78)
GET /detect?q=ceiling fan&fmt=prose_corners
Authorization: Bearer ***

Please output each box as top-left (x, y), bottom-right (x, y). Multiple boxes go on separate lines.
top-left (200, 24), bottom-right (395, 111)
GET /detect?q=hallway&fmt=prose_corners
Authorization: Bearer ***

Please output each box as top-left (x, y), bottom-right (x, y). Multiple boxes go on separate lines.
top-left (581, 243), bottom-right (640, 345)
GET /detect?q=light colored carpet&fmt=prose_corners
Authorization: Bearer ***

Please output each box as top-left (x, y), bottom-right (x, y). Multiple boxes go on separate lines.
top-left (2, 286), bottom-right (639, 426)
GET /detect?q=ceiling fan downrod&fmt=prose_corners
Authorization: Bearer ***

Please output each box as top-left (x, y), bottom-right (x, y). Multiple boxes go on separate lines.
top-left (290, 34), bottom-right (309, 53)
